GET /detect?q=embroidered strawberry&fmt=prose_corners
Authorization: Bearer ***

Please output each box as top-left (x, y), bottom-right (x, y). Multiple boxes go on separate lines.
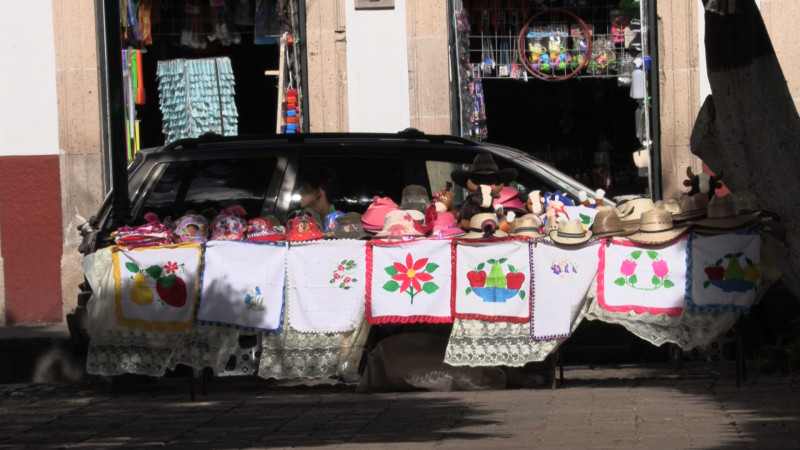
top-left (156, 274), bottom-right (187, 307)
top-left (466, 270), bottom-right (487, 288)
top-left (704, 266), bottom-right (724, 281)
top-left (506, 272), bottom-right (525, 290)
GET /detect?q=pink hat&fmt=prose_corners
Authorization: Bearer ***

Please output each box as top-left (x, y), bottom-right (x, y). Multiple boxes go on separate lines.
top-left (361, 196), bottom-right (401, 233)
top-left (245, 218), bottom-right (285, 242)
top-left (210, 206), bottom-right (247, 241)
top-left (492, 186), bottom-right (526, 212)
top-left (429, 211), bottom-right (466, 239)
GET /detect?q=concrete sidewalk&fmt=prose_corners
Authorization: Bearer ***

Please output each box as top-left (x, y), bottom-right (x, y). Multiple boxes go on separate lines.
top-left (1, 362), bottom-right (798, 448)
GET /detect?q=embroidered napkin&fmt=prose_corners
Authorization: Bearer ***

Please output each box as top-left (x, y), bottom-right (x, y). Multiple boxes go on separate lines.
top-left (366, 240), bottom-right (453, 324)
top-left (598, 238), bottom-right (687, 316)
top-left (687, 232), bottom-right (761, 313)
top-left (287, 240), bottom-right (367, 332)
top-left (563, 205), bottom-right (600, 231)
top-left (531, 241), bottom-right (600, 340)
top-left (453, 240), bottom-right (531, 322)
top-left (113, 243), bottom-right (202, 331)
top-left (197, 240), bottom-right (287, 332)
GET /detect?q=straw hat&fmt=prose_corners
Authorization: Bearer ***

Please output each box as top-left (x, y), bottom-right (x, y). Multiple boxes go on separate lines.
top-left (509, 213), bottom-right (543, 238)
top-left (689, 194), bottom-right (760, 232)
top-left (627, 207), bottom-right (688, 244)
top-left (616, 197), bottom-right (655, 230)
top-left (654, 199), bottom-right (682, 216)
top-left (591, 206), bottom-right (635, 239)
top-left (329, 212), bottom-right (370, 240)
top-left (399, 185), bottom-right (431, 214)
top-left (373, 210), bottom-right (425, 240)
top-left (542, 215), bottom-right (559, 236)
top-left (461, 213), bottom-right (508, 239)
top-left (549, 219), bottom-right (592, 245)
top-left (673, 193), bottom-right (709, 223)
top-left (451, 153), bottom-right (518, 188)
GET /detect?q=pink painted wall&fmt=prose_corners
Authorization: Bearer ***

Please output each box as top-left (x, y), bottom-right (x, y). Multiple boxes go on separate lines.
top-left (0, 155), bottom-right (63, 323)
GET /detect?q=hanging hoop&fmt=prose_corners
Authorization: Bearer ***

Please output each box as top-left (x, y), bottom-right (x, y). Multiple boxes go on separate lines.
top-left (517, 8), bottom-right (593, 82)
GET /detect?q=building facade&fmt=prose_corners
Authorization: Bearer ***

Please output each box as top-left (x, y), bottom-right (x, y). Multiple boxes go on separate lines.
top-left (0, 0), bottom-right (798, 324)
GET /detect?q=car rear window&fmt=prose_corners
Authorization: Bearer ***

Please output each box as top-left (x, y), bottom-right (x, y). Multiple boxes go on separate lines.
top-left (142, 157), bottom-right (277, 221)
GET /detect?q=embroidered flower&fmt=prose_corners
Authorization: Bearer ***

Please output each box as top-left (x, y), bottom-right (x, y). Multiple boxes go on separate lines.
top-left (392, 253), bottom-right (433, 293)
top-left (652, 259), bottom-right (669, 278)
top-left (164, 261), bottom-right (179, 275)
top-left (620, 259), bottom-right (637, 277)
top-left (551, 264), bottom-right (562, 275)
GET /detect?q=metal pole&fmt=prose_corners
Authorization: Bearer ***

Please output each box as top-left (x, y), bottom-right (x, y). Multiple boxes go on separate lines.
top-left (96, 0), bottom-right (131, 225)
top-left (648, 0), bottom-right (662, 200)
top-left (297, 0), bottom-right (311, 133)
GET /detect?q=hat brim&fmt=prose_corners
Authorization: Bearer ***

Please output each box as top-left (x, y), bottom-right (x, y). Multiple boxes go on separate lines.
top-left (672, 209), bottom-right (707, 222)
top-left (548, 229), bottom-right (592, 244)
top-left (590, 227), bottom-right (636, 239)
top-left (430, 228), bottom-right (467, 239)
top-left (246, 234), bottom-right (286, 242)
top-left (373, 228), bottom-right (425, 238)
top-left (626, 226), bottom-right (688, 244)
top-left (451, 168), bottom-right (518, 188)
top-left (689, 213), bottom-right (760, 230)
top-left (461, 230), bottom-right (509, 239)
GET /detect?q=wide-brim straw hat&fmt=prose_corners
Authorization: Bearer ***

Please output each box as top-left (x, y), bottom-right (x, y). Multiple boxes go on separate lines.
top-left (461, 213), bottom-right (508, 239)
top-left (591, 206), bottom-right (635, 239)
top-left (329, 212), bottom-right (371, 240)
top-left (399, 184), bottom-right (431, 214)
top-left (549, 219), bottom-right (592, 245)
top-left (673, 193), bottom-right (709, 223)
top-left (509, 213), bottom-right (543, 238)
top-left (451, 153), bottom-right (518, 188)
top-left (617, 197), bottom-right (655, 232)
top-left (627, 207), bottom-right (688, 244)
top-left (689, 194), bottom-right (760, 231)
top-left (373, 210), bottom-right (426, 239)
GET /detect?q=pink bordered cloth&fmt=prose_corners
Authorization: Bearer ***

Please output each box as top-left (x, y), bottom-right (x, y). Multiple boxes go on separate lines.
top-left (598, 237), bottom-right (688, 316)
top-left (366, 240), bottom-right (453, 324)
top-left (452, 239), bottom-right (531, 323)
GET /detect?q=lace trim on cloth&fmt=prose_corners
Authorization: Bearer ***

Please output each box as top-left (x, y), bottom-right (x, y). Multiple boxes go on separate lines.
top-left (83, 248), bottom-right (239, 377)
top-left (444, 319), bottom-right (574, 367)
top-left (258, 319), bottom-right (370, 380)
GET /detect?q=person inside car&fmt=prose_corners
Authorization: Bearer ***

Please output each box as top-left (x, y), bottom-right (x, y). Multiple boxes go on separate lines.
top-left (298, 167), bottom-right (338, 225)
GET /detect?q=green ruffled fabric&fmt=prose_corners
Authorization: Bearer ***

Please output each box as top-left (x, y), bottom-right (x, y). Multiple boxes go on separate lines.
top-left (156, 57), bottom-right (239, 144)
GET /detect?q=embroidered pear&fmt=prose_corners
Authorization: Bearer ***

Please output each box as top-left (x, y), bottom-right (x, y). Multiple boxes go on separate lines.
top-left (130, 273), bottom-right (154, 305)
top-left (723, 253), bottom-right (745, 280)
top-left (484, 258), bottom-right (508, 288)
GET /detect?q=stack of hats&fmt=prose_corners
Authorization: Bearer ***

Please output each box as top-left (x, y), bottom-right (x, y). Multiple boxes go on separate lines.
top-left (372, 210), bottom-right (425, 241)
top-left (548, 219), bottom-right (593, 245)
top-left (689, 194), bottom-right (760, 235)
top-left (173, 214), bottom-right (209, 244)
top-left (245, 218), bottom-right (285, 242)
top-left (509, 213), bottom-right (543, 238)
top-left (327, 212), bottom-right (371, 240)
top-left (590, 206), bottom-right (635, 239)
top-left (362, 196), bottom-right (401, 234)
top-left (626, 206), bottom-right (688, 244)
top-left (281, 88), bottom-right (300, 134)
top-left (616, 197), bottom-right (655, 233)
top-left (210, 206), bottom-right (248, 241)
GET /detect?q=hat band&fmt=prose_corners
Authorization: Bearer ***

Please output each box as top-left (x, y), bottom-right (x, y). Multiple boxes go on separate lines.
top-left (514, 227), bottom-right (541, 233)
top-left (556, 231), bottom-right (586, 238)
top-left (638, 227), bottom-right (675, 233)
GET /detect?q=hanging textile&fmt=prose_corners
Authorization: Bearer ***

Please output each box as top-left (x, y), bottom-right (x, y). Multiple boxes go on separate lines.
top-left (156, 57), bottom-right (239, 144)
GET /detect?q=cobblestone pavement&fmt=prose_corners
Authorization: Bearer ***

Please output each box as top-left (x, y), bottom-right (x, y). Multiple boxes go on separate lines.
top-left (0, 362), bottom-right (798, 449)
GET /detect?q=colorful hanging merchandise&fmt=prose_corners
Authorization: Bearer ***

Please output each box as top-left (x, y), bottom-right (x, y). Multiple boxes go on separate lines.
top-left (156, 58), bottom-right (239, 144)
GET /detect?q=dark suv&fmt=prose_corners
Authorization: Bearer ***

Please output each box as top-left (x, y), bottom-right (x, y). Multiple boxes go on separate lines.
top-left (68, 130), bottom-right (602, 348)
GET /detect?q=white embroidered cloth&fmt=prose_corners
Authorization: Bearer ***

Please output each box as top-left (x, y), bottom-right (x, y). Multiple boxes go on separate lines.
top-left (197, 241), bottom-right (287, 332)
top-left (367, 240), bottom-right (453, 323)
top-left (532, 241), bottom-right (600, 340)
top-left (287, 240), bottom-right (367, 333)
top-left (687, 232), bottom-right (761, 312)
top-left (599, 238), bottom-right (687, 316)
top-left (114, 244), bottom-right (202, 331)
top-left (453, 240), bottom-right (531, 322)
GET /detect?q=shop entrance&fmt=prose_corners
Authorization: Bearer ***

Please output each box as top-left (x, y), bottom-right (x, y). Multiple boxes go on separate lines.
top-left (454, 0), bottom-right (652, 199)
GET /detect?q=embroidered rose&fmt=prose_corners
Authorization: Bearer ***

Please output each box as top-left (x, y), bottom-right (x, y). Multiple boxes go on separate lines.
top-left (620, 259), bottom-right (637, 277)
top-left (652, 259), bottom-right (669, 278)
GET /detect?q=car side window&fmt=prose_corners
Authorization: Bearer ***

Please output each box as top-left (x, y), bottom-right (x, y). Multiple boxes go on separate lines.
top-left (292, 155), bottom-right (406, 216)
top-left (142, 157), bottom-right (277, 221)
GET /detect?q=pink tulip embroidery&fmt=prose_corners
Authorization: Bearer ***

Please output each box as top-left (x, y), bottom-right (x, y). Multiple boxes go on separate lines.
top-left (382, 252), bottom-right (439, 304)
top-left (614, 250), bottom-right (674, 290)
